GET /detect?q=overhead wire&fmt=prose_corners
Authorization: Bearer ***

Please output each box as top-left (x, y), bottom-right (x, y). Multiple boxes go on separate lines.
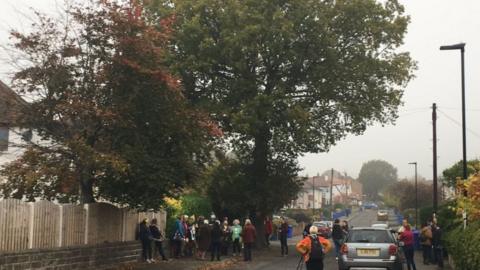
top-left (437, 109), bottom-right (480, 139)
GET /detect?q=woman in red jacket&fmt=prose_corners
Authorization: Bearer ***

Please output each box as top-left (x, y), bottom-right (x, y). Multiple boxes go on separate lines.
top-left (399, 225), bottom-right (417, 270)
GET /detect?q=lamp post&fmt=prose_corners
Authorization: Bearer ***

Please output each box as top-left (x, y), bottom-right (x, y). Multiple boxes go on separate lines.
top-left (408, 162), bottom-right (418, 229)
top-left (439, 43), bottom-right (467, 181)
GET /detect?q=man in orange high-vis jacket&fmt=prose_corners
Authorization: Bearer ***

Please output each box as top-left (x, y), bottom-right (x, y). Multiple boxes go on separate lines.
top-left (296, 226), bottom-right (332, 270)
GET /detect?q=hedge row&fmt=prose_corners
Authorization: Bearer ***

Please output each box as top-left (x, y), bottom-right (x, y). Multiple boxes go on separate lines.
top-left (446, 221), bottom-right (480, 270)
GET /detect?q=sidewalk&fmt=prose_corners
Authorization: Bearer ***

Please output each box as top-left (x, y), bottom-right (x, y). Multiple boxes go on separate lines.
top-left (133, 256), bottom-right (239, 270)
top-left (413, 250), bottom-right (452, 270)
top-left (133, 236), bottom-right (303, 270)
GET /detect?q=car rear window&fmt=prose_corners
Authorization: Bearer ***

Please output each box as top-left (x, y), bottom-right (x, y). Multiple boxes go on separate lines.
top-left (347, 230), bottom-right (394, 243)
top-left (313, 222), bottom-right (327, 227)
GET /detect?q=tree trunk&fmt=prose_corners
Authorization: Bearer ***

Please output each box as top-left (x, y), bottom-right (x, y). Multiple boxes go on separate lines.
top-left (80, 178), bottom-right (95, 203)
top-left (251, 126), bottom-right (270, 248)
top-left (78, 162), bottom-right (95, 204)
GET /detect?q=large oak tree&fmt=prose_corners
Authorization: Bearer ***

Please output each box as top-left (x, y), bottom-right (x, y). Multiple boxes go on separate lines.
top-left (151, 0), bottom-right (415, 243)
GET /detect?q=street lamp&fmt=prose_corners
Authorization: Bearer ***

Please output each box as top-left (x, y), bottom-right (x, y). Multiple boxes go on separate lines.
top-left (408, 162), bottom-right (418, 229)
top-left (439, 43), bottom-right (467, 182)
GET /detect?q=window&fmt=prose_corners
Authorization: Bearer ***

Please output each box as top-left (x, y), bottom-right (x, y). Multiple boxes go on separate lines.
top-left (348, 229), bottom-right (394, 243)
top-left (0, 126), bottom-right (8, 152)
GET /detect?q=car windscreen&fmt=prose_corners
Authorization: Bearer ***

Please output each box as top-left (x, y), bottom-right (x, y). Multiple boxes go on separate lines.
top-left (347, 230), bottom-right (394, 243)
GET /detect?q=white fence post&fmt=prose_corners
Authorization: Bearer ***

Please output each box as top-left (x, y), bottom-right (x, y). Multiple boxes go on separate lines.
top-left (28, 202), bottom-right (34, 249)
top-left (84, 204), bottom-right (89, 245)
top-left (58, 205), bottom-right (63, 247)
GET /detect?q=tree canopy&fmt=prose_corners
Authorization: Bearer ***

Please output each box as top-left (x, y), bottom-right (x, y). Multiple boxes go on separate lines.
top-left (0, 0), bottom-right (216, 208)
top-left (150, 0), bottom-right (415, 240)
top-left (442, 159), bottom-right (480, 188)
top-left (358, 160), bottom-right (398, 199)
top-left (383, 179), bottom-right (434, 211)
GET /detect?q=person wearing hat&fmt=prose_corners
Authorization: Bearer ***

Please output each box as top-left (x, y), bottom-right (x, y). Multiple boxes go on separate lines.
top-left (296, 225), bottom-right (331, 270)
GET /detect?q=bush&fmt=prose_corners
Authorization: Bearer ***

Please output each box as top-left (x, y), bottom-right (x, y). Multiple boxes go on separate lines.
top-left (181, 193), bottom-right (212, 218)
top-left (163, 193), bottom-right (212, 239)
top-left (446, 221), bottom-right (480, 270)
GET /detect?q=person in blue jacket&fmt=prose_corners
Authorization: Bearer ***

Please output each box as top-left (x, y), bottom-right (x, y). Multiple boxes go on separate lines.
top-left (172, 215), bottom-right (185, 258)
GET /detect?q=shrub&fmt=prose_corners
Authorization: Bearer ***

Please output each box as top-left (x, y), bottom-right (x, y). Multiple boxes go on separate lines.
top-left (446, 221), bottom-right (480, 270)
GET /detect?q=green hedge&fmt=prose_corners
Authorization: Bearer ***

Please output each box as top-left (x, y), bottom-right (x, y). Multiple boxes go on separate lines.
top-left (446, 221), bottom-right (480, 270)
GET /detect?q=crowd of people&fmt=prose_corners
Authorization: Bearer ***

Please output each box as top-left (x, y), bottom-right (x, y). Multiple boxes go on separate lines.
top-left (137, 214), bottom-right (264, 264)
top-left (397, 218), bottom-right (445, 270)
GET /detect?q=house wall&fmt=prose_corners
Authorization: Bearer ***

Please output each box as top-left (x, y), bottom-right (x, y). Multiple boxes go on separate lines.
top-left (0, 126), bottom-right (24, 166)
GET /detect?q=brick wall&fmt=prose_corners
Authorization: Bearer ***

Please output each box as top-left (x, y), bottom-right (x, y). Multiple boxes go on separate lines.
top-left (0, 241), bottom-right (141, 270)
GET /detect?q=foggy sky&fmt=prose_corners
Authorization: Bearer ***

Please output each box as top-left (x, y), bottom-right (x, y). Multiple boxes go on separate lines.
top-left (1, 0), bottom-right (479, 180)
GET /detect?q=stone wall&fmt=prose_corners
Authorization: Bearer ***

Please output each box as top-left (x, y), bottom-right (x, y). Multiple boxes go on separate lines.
top-left (0, 241), bottom-right (141, 270)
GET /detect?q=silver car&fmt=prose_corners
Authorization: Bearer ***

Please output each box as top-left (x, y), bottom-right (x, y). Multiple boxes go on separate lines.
top-left (338, 227), bottom-right (403, 270)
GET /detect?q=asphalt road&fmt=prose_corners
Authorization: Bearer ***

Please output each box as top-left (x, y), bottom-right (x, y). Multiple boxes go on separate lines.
top-left (230, 210), bottom-right (381, 270)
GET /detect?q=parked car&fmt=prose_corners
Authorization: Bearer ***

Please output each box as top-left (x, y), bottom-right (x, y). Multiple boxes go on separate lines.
top-left (363, 202), bottom-right (378, 209)
top-left (377, 209), bottom-right (389, 221)
top-left (312, 221), bottom-right (332, 238)
top-left (338, 227), bottom-right (403, 270)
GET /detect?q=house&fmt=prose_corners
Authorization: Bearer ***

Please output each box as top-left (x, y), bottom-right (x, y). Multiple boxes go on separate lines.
top-left (289, 170), bottom-right (364, 209)
top-left (0, 80), bottom-right (29, 165)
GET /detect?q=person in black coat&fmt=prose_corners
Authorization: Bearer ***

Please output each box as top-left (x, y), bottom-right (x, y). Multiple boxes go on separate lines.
top-left (332, 219), bottom-right (344, 259)
top-left (139, 218), bottom-right (153, 263)
top-left (431, 223), bottom-right (444, 268)
top-left (150, 218), bottom-right (167, 261)
top-left (210, 220), bottom-right (222, 261)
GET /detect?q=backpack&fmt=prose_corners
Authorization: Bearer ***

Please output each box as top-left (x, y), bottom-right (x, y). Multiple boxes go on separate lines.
top-left (309, 236), bottom-right (324, 261)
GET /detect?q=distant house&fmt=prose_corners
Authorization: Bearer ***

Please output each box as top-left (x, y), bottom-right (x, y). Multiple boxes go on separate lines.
top-left (0, 80), bottom-right (29, 165)
top-left (289, 170), bottom-right (364, 210)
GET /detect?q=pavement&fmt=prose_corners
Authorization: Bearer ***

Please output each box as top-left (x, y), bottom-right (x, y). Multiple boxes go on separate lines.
top-left (133, 209), bottom-right (452, 270)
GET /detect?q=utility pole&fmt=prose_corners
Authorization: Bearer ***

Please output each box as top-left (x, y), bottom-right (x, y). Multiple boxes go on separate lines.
top-left (330, 169), bottom-right (334, 219)
top-left (432, 103), bottom-right (438, 214)
top-left (312, 175), bottom-right (315, 217)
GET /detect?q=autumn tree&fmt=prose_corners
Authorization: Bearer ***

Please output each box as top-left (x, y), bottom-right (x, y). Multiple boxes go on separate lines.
top-left (151, 0), bottom-right (415, 244)
top-left (0, 0), bottom-right (216, 208)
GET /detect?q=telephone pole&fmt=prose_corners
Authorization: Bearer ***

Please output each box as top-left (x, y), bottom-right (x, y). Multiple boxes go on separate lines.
top-left (330, 169), bottom-right (334, 219)
top-left (312, 175), bottom-right (315, 217)
top-left (432, 103), bottom-right (438, 213)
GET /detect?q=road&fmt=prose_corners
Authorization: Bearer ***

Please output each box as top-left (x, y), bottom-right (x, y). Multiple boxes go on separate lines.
top-left (230, 210), bottom-right (380, 270)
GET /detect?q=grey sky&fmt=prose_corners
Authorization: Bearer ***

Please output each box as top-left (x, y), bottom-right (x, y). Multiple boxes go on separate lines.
top-left (1, 0), bottom-right (479, 180)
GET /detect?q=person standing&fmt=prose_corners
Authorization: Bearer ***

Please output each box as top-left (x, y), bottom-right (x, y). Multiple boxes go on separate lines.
top-left (342, 220), bottom-right (349, 235)
top-left (399, 225), bottom-right (417, 270)
top-left (296, 225), bottom-right (332, 270)
top-left (149, 218), bottom-right (167, 261)
top-left (172, 215), bottom-right (185, 258)
top-left (279, 218), bottom-right (289, 256)
top-left (210, 220), bottom-right (222, 261)
top-left (303, 222), bottom-right (312, 238)
top-left (264, 217), bottom-right (273, 247)
top-left (231, 219), bottom-right (242, 256)
top-left (431, 222), bottom-right (444, 268)
top-left (241, 219), bottom-right (257, 261)
top-left (420, 222), bottom-right (433, 265)
top-left (221, 220), bottom-right (232, 256)
top-left (139, 218), bottom-right (153, 263)
top-left (196, 218), bottom-right (211, 260)
top-left (331, 219), bottom-right (344, 260)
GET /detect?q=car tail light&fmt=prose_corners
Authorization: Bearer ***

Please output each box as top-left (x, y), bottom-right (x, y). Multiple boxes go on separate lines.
top-left (388, 244), bottom-right (397, 255)
top-left (341, 244), bottom-right (348, 255)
